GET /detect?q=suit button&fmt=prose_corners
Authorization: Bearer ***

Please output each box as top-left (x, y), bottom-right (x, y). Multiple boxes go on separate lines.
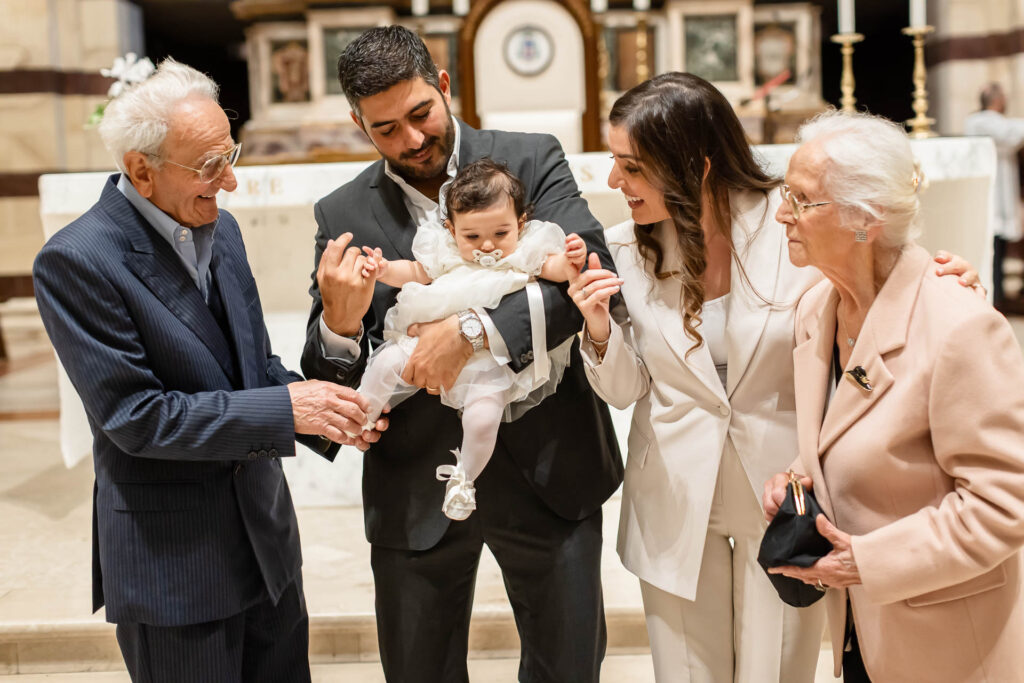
top-left (258, 449), bottom-right (269, 458)
top-left (248, 450), bottom-right (259, 459)
top-left (269, 448), bottom-right (279, 458)
top-left (718, 404), bottom-right (730, 416)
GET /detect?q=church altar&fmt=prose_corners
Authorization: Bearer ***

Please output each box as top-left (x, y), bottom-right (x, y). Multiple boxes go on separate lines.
top-left (38, 137), bottom-right (997, 505)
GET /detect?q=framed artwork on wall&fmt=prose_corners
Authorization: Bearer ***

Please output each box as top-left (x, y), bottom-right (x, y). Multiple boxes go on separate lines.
top-left (666, 0), bottom-right (754, 102)
top-left (245, 23), bottom-right (312, 120)
top-left (752, 3), bottom-right (823, 107)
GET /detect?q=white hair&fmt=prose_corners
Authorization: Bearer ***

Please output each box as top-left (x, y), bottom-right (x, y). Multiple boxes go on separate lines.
top-left (97, 58), bottom-right (219, 173)
top-left (795, 110), bottom-right (923, 250)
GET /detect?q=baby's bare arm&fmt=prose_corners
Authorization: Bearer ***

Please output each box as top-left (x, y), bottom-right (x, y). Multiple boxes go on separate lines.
top-left (362, 247), bottom-right (432, 287)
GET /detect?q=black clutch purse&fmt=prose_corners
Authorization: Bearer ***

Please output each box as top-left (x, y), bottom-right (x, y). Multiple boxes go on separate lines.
top-left (757, 472), bottom-right (834, 608)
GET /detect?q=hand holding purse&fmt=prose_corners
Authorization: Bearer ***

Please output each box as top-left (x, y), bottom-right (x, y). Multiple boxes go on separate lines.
top-left (757, 471), bottom-right (834, 607)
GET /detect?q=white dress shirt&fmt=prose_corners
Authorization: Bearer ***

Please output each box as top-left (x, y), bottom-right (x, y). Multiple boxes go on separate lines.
top-left (964, 109), bottom-right (1024, 241)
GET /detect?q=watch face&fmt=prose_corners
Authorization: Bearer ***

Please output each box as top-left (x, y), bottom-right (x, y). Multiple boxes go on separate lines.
top-left (462, 317), bottom-right (484, 338)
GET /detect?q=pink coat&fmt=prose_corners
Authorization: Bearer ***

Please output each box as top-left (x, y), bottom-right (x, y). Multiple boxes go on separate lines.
top-left (793, 244), bottom-right (1024, 682)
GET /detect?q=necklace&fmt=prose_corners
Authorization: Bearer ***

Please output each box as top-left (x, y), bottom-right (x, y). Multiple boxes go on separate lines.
top-left (838, 316), bottom-right (856, 348)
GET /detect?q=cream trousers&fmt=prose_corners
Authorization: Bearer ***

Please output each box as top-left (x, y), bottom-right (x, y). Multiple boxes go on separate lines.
top-left (640, 441), bottom-right (826, 683)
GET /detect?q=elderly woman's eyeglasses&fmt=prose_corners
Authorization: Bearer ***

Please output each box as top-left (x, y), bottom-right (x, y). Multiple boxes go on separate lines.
top-left (780, 184), bottom-right (831, 219)
top-left (153, 143), bottom-right (242, 183)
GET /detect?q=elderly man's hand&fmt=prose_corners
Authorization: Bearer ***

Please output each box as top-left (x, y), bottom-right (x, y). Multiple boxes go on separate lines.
top-left (403, 315), bottom-right (474, 394)
top-left (768, 514), bottom-right (862, 590)
top-left (345, 411), bottom-right (390, 452)
top-left (288, 379), bottom-right (373, 444)
top-left (318, 233), bottom-right (374, 336)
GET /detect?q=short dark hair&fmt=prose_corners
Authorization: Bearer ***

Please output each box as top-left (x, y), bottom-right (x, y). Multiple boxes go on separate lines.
top-left (337, 26), bottom-right (440, 114)
top-left (445, 158), bottom-right (531, 221)
top-left (980, 82), bottom-right (1004, 110)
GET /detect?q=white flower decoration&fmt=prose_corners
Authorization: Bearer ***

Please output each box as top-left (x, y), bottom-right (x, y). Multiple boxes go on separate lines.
top-left (101, 52), bottom-right (155, 98)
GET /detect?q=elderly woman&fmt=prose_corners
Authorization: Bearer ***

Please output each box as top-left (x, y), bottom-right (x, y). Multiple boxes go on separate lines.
top-left (763, 110), bottom-right (1024, 682)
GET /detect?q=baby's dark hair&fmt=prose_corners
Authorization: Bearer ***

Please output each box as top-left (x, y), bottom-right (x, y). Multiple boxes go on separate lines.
top-left (444, 158), bottom-right (533, 222)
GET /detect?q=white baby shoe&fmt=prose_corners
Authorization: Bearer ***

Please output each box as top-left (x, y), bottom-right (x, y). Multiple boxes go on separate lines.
top-left (436, 449), bottom-right (477, 521)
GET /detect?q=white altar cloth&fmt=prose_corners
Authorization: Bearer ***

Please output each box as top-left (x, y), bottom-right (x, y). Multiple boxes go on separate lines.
top-left (38, 138), bottom-right (997, 505)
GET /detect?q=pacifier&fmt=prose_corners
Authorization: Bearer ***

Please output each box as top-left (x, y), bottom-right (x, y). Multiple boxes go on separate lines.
top-left (472, 249), bottom-right (503, 267)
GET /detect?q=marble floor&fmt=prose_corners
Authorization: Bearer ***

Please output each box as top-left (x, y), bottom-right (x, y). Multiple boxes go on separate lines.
top-left (13, 300), bottom-right (1017, 680)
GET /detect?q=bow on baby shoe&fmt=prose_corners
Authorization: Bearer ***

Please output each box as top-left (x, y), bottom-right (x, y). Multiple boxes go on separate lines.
top-left (472, 249), bottom-right (503, 267)
top-left (436, 449), bottom-right (477, 520)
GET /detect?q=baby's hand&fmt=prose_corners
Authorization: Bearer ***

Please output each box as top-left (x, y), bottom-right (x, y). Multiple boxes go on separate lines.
top-left (361, 246), bottom-right (388, 279)
top-left (565, 233), bottom-right (586, 269)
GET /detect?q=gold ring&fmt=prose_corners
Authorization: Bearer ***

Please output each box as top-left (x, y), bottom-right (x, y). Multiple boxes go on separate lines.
top-left (426, 386), bottom-right (439, 393)
top-left (816, 579), bottom-right (826, 592)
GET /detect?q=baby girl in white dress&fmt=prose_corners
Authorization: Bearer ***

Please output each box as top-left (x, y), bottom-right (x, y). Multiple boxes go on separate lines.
top-left (358, 158), bottom-right (586, 520)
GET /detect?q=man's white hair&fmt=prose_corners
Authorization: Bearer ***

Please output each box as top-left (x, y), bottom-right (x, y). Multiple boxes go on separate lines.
top-left (98, 58), bottom-right (219, 173)
top-left (795, 110), bottom-right (923, 250)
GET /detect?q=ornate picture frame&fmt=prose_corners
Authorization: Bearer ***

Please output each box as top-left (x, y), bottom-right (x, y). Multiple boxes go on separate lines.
top-left (665, 0), bottom-right (754, 102)
top-left (752, 3), bottom-right (823, 108)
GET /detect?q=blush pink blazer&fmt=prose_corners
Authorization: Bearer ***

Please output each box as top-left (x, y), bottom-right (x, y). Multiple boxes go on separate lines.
top-left (793, 244), bottom-right (1024, 682)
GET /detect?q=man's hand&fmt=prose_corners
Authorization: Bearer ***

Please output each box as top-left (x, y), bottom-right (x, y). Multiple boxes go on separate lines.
top-left (318, 233), bottom-right (374, 336)
top-left (404, 315), bottom-right (474, 394)
top-left (288, 379), bottom-right (373, 444)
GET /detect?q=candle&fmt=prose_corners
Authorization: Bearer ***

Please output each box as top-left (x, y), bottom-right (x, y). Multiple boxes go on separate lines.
top-left (633, 0), bottom-right (650, 11)
top-left (412, 0), bottom-right (428, 16)
top-left (837, 0), bottom-right (855, 34)
top-left (591, 0), bottom-right (608, 13)
top-left (453, 0), bottom-right (469, 15)
top-left (910, 0), bottom-right (926, 28)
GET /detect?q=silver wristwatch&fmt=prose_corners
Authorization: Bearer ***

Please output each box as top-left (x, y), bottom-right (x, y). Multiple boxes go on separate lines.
top-left (457, 309), bottom-right (485, 352)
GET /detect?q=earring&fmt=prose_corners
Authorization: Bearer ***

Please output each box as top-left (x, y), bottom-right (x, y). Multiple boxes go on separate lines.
top-left (854, 230), bottom-right (868, 242)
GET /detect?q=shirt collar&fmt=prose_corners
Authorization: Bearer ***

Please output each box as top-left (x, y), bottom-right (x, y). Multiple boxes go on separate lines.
top-left (383, 115), bottom-right (461, 211)
top-left (116, 173), bottom-right (218, 239)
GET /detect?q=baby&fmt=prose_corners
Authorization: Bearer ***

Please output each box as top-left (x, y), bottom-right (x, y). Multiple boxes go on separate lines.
top-left (357, 158), bottom-right (586, 520)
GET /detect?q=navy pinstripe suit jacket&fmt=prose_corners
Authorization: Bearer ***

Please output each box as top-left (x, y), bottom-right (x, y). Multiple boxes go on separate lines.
top-left (33, 175), bottom-right (336, 627)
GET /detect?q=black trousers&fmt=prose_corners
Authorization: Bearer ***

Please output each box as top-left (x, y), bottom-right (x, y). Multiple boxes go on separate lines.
top-left (371, 446), bottom-right (607, 683)
top-left (115, 577), bottom-right (310, 683)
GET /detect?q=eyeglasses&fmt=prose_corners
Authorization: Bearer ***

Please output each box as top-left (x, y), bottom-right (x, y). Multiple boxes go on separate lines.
top-left (153, 143), bottom-right (242, 183)
top-left (780, 184), bottom-right (831, 219)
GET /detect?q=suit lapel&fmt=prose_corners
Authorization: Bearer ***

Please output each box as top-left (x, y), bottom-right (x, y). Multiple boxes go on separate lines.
top-left (793, 288), bottom-right (838, 520)
top-left (725, 190), bottom-right (784, 397)
top-left (368, 164), bottom-right (417, 258)
top-left (627, 228), bottom-right (727, 403)
top-left (210, 247), bottom-right (259, 389)
top-left (817, 246), bottom-right (928, 455)
top-left (107, 178), bottom-right (236, 383)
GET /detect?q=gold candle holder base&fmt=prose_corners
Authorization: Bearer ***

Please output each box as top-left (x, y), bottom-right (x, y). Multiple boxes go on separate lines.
top-left (902, 25), bottom-right (937, 138)
top-left (830, 33), bottom-right (864, 113)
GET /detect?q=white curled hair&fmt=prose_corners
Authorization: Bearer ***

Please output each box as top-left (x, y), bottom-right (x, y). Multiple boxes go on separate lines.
top-left (795, 110), bottom-right (923, 250)
top-left (97, 58), bottom-right (219, 172)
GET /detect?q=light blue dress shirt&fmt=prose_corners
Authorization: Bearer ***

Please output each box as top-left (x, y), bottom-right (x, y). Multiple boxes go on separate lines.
top-left (117, 174), bottom-right (217, 302)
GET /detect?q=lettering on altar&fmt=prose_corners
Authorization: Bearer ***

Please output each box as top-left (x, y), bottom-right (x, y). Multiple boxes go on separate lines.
top-left (244, 176), bottom-right (285, 197)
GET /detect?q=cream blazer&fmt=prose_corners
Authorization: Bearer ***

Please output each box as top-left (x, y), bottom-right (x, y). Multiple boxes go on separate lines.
top-left (583, 190), bottom-right (820, 600)
top-left (793, 244), bottom-right (1024, 682)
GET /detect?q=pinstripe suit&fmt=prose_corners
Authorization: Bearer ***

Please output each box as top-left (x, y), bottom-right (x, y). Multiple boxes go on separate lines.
top-left (33, 175), bottom-right (332, 681)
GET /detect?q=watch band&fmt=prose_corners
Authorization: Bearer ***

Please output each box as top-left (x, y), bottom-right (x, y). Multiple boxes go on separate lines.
top-left (457, 309), bottom-right (485, 352)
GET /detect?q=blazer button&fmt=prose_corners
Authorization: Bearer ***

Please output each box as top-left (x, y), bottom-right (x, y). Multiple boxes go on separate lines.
top-left (258, 449), bottom-right (269, 458)
top-left (269, 448), bottom-right (279, 458)
top-left (718, 404), bottom-right (730, 417)
top-left (248, 450), bottom-right (259, 459)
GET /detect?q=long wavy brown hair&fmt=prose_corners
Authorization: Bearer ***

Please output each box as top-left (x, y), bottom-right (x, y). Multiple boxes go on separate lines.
top-left (609, 72), bottom-right (780, 350)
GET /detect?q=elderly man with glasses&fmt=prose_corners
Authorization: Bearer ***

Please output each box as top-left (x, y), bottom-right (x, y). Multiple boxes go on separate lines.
top-left (32, 58), bottom-right (386, 682)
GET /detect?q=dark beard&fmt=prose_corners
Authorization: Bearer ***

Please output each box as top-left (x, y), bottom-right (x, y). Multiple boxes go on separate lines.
top-left (384, 108), bottom-right (457, 182)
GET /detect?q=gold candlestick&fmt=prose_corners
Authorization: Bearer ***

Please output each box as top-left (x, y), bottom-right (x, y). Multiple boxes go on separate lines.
top-left (830, 33), bottom-right (864, 113)
top-left (902, 25), bottom-right (937, 138)
top-left (635, 13), bottom-right (650, 85)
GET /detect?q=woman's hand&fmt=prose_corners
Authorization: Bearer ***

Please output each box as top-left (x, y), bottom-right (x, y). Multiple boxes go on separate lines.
top-left (934, 250), bottom-right (985, 295)
top-left (568, 252), bottom-right (623, 342)
top-left (768, 514), bottom-right (862, 589)
top-left (762, 471), bottom-right (812, 522)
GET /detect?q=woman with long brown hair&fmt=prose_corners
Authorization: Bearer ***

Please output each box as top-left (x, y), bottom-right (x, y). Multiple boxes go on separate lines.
top-left (568, 73), bottom-right (978, 681)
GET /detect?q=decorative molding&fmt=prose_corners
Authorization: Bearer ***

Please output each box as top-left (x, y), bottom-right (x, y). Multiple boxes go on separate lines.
top-left (0, 172), bottom-right (51, 198)
top-left (928, 28), bottom-right (1024, 67)
top-left (0, 70), bottom-right (113, 96)
top-left (458, 0), bottom-right (602, 151)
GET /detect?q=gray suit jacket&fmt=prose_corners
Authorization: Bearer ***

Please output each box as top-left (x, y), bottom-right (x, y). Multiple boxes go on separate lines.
top-left (301, 121), bottom-right (623, 550)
